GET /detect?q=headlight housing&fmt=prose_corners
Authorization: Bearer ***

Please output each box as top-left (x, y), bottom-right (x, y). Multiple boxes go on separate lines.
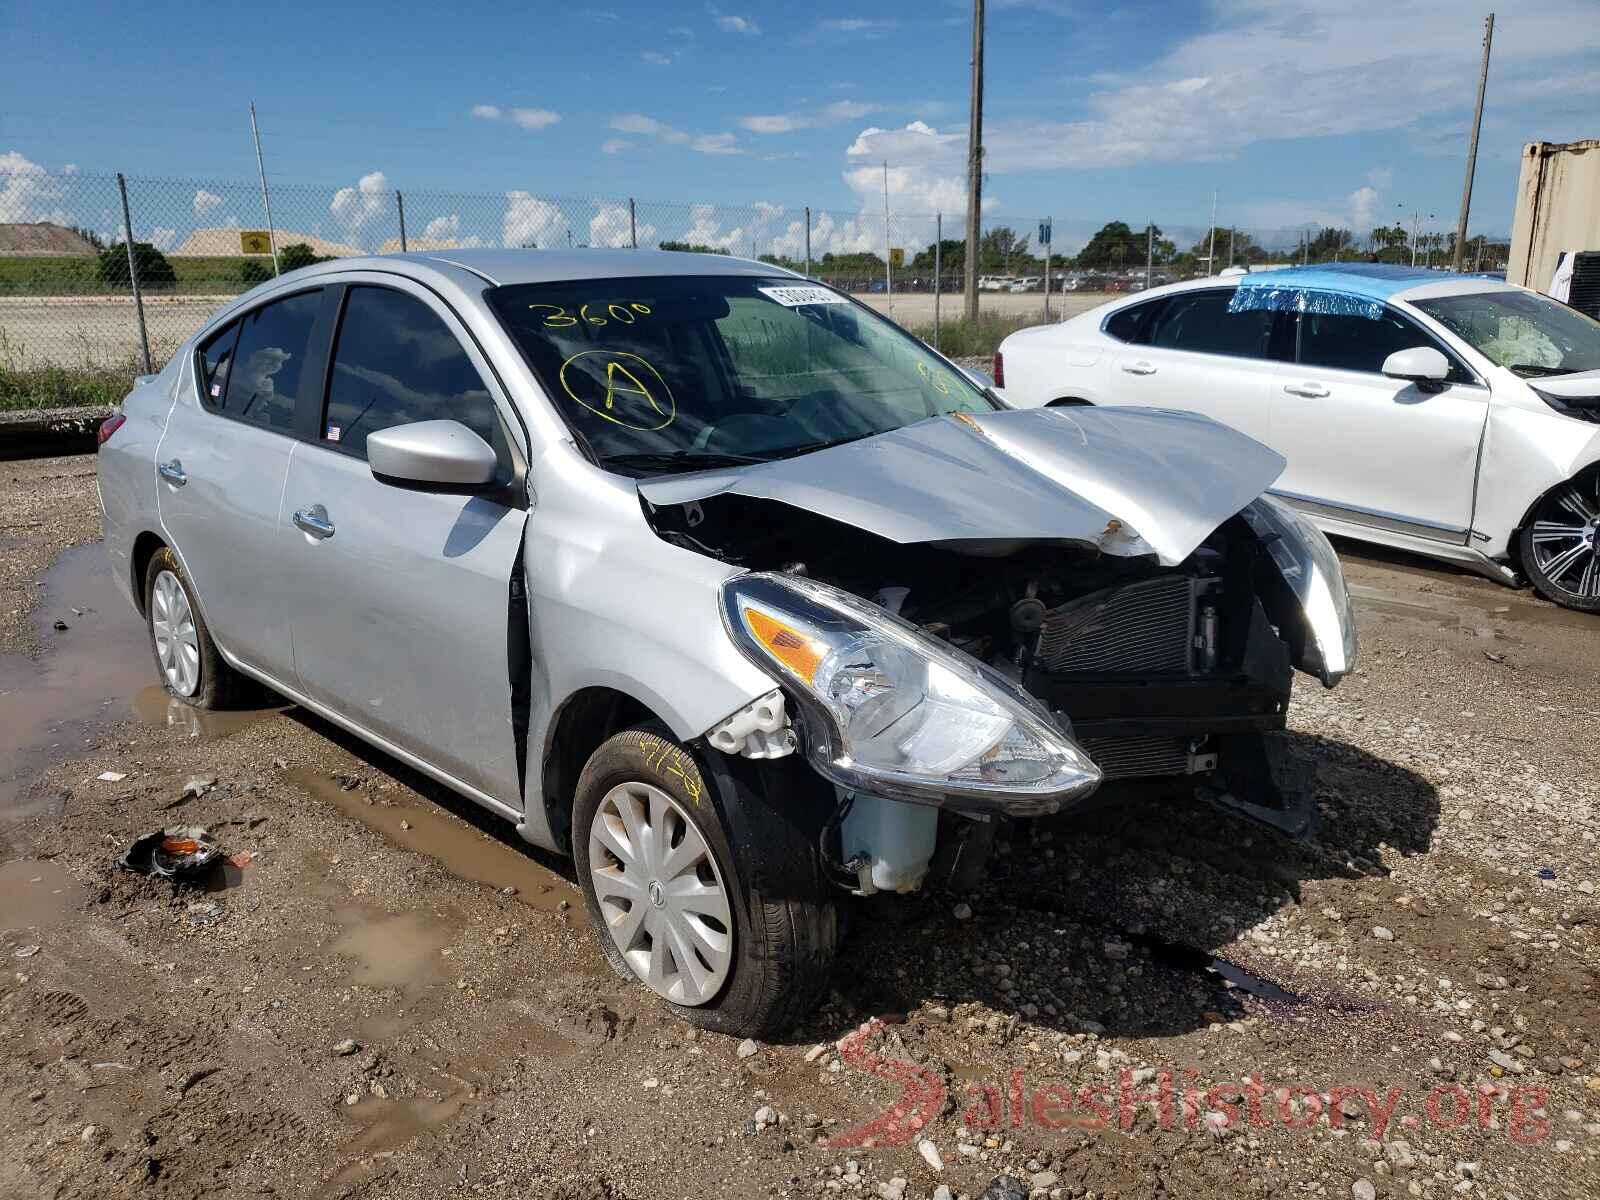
top-left (719, 572), bottom-right (1102, 814)
top-left (1241, 496), bottom-right (1357, 685)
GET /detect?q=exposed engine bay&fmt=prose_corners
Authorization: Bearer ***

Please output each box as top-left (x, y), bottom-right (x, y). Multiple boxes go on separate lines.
top-left (647, 491), bottom-right (1313, 845)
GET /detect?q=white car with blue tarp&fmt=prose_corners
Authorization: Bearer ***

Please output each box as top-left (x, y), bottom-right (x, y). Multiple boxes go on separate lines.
top-left (994, 263), bottom-right (1600, 612)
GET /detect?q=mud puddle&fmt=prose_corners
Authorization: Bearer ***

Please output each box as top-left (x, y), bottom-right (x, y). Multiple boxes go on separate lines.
top-left (0, 858), bottom-right (85, 930)
top-left (287, 768), bottom-right (583, 919)
top-left (329, 906), bottom-right (458, 993)
top-left (332, 1091), bottom-right (474, 1186)
top-left (0, 544), bottom-right (150, 823)
top-left (132, 682), bottom-right (282, 740)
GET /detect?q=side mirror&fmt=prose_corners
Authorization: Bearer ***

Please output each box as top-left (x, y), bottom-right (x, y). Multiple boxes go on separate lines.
top-left (1381, 346), bottom-right (1449, 386)
top-left (366, 419), bottom-right (497, 487)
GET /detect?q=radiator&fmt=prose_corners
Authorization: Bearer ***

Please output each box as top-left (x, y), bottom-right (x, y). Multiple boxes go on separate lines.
top-left (1033, 574), bottom-right (1196, 675)
top-left (1078, 734), bottom-right (1193, 779)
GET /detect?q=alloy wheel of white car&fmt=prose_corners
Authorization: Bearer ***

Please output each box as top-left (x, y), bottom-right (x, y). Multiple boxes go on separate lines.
top-left (1523, 472), bottom-right (1600, 609)
top-left (586, 780), bottom-right (734, 1006)
top-left (150, 568), bottom-right (202, 697)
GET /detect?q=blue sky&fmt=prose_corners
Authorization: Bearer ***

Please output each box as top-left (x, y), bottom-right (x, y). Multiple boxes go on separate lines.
top-left (3, 0), bottom-right (1598, 255)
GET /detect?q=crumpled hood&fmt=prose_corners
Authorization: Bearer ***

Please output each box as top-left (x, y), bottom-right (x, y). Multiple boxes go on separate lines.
top-left (638, 406), bottom-right (1286, 566)
top-left (1532, 368), bottom-right (1600, 401)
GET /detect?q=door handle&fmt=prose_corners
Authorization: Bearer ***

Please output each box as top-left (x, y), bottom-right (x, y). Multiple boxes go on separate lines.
top-left (157, 459), bottom-right (187, 486)
top-left (292, 504), bottom-right (335, 540)
top-left (1120, 361), bottom-right (1157, 376)
top-left (1283, 382), bottom-right (1330, 398)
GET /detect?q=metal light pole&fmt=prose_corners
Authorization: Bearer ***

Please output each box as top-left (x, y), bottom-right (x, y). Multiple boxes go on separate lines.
top-left (933, 213), bottom-right (942, 349)
top-left (116, 173), bottom-right (152, 374)
top-left (396, 191), bottom-right (408, 252)
top-left (1453, 13), bottom-right (1494, 272)
top-left (249, 101), bottom-right (280, 276)
top-left (1145, 223), bottom-right (1153, 290)
top-left (882, 160), bottom-right (892, 300)
top-left (963, 0), bottom-right (985, 321)
top-left (804, 206), bottom-right (811, 277)
top-left (1207, 190), bottom-right (1217, 276)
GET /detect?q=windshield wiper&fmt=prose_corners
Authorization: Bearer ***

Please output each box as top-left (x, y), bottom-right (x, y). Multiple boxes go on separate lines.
top-left (1508, 363), bottom-right (1577, 378)
top-left (764, 430), bottom-right (886, 460)
top-left (597, 449), bottom-right (771, 474)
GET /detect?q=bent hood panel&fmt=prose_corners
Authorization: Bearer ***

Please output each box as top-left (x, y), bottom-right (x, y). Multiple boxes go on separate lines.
top-left (639, 406), bottom-right (1285, 566)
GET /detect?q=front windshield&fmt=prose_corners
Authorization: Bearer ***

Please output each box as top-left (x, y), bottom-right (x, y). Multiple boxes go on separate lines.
top-left (1411, 289), bottom-right (1600, 378)
top-left (486, 275), bottom-right (994, 472)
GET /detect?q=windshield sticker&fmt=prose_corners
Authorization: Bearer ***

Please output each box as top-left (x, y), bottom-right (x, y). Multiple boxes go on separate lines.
top-left (528, 301), bottom-right (652, 329)
top-left (758, 285), bottom-right (848, 308)
top-left (559, 350), bottom-right (677, 431)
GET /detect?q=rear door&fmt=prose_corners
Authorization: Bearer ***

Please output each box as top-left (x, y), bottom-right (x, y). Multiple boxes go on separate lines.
top-left (1268, 297), bottom-right (1488, 542)
top-left (1108, 287), bottom-right (1286, 444)
top-left (278, 278), bottom-right (528, 806)
top-left (154, 288), bottom-right (328, 680)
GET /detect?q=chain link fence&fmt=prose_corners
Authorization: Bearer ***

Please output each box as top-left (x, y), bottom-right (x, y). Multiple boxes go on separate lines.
top-left (0, 164), bottom-right (1513, 408)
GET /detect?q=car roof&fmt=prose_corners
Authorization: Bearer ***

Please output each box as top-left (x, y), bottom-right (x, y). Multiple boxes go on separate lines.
top-left (1112, 262), bottom-right (1515, 310)
top-left (345, 248), bottom-right (798, 287)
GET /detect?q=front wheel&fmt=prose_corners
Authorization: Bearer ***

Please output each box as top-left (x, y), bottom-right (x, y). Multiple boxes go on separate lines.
top-left (572, 727), bottom-right (839, 1037)
top-left (1518, 469), bottom-right (1600, 612)
top-left (143, 546), bottom-right (246, 708)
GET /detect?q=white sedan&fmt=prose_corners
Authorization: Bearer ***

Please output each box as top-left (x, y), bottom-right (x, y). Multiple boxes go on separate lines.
top-left (994, 264), bottom-right (1600, 612)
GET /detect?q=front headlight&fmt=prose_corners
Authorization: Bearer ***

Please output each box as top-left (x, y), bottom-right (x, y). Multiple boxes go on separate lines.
top-left (719, 573), bottom-right (1102, 814)
top-left (1241, 496), bottom-right (1357, 685)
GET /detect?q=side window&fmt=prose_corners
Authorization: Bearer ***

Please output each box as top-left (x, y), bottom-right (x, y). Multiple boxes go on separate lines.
top-left (323, 286), bottom-right (505, 463)
top-left (1299, 301), bottom-right (1473, 382)
top-left (196, 320), bottom-right (240, 408)
top-left (1148, 290), bottom-right (1275, 359)
top-left (1104, 298), bottom-right (1165, 344)
top-left (221, 290), bottom-right (322, 432)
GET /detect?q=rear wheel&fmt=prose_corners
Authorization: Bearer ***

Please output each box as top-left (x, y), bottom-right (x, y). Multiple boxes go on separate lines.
top-left (572, 726), bottom-right (839, 1037)
top-left (1518, 469), bottom-right (1600, 613)
top-left (143, 546), bottom-right (246, 708)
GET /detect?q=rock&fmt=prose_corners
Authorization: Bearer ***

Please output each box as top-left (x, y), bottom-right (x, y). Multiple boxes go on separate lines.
top-left (500, 886), bottom-right (517, 896)
top-left (736, 1038), bottom-right (760, 1059)
top-left (875, 1178), bottom-right (907, 1200)
top-left (933, 1188), bottom-right (954, 1200)
top-left (918, 1138), bottom-right (943, 1171)
top-left (643, 1078), bottom-right (661, 1090)
top-left (1372, 927), bottom-right (1395, 942)
top-left (399, 820), bottom-right (412, 831)
top-left (332, 1038), bottom-right (360, 1056)
top-left (1103, 940), bottom-right (1130, 960)
top-left (953, 902), bottom-right (973, 921)
top-left (1353, 1181), bottom-right (1376, 1200)
top-left (754, 1104), bottom-right (775, 1126)
top-left (978, 1176), bottom-right (1029, 1200)
top-left (80, 1125), bottom-right (100, 1143)
top-left (1031, 1170), bottom-right (1059, 1189)
top-left (181, 775), bottom-right (217, 799)
top-left (1487, 1048), bottom-right (1521, 1073)
top-left (804, 1043), bottom-right (829, 1062)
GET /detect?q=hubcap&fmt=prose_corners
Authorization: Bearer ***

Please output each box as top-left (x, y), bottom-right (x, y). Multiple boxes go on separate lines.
top-left (1529, 477), bottom-right (1600, 600)
top-left (587, 780), bottom-right (734, 1007)
top-left (150, 569), bottom-right (201, 697)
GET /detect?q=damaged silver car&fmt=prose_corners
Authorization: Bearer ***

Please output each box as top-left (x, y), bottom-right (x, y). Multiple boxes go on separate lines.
top-left (97, 250), bottom-right (1356, 1034)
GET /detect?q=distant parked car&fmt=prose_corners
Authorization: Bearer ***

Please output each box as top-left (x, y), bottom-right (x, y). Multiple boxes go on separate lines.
top-left (1008, 276), bottom-right (1042, 293)
top-left (994, 263), bottom-right (1600, 611)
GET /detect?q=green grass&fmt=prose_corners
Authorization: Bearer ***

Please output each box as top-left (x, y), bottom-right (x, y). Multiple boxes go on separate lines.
top-left (0, 363), bottom-right (133, 411)
top-left (908, 311), bottom-right (1041, 359)
top-left (0, 255), bottom-right (257, 295)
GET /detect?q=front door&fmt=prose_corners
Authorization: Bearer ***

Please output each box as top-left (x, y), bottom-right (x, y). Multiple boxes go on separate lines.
top-left (279, 280), bottom-right (528, 806)
top-left (1268, 297), bottom-right (1488, 542)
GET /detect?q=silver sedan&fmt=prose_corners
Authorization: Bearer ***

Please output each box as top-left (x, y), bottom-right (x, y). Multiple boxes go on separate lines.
top-left (97, 250), bottom-right (1354, 1034)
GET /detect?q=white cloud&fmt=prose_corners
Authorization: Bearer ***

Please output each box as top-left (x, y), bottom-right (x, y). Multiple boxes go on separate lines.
top-left (589, 202), bottom-right (658, 248)
top-left (641, 51), bottom-right (673, 65)
top-left (817, 18), bottom-right (895, 32)
top-left (509, 107), bottom-right (561, 130)
top-left (192, 188), bottom-right (223, 216)
top-left (503, 191), bottom-right (569, 248)
top-left (738, 99), bottom-right (882, 134)
top-left (146, 227), bottom-right (177, 251)
top-left (714, 13), bottom-right (759, 35)
top-left (330, 170), bottom-right (390, 230)
top-left (600, 138), bottom-right (632, 155)
top-left (415, 213), bottom-right (488, 248)
top-left (472, 104), bottom-right (560, 131)
top-left (0, 151), bottom-right (71, 225)
top-left (611, 113), bottom-right (738, 154)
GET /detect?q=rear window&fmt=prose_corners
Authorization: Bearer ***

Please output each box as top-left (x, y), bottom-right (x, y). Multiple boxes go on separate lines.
top-left (214, 289), bottom-right (322, 432)
top-left (1104, 298), bottom-right (1164, 344)
top-left (1148, 290), bottom-right (1276, 359)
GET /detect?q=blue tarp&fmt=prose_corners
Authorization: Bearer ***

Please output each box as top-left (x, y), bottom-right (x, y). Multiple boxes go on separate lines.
top-left (1228, 263), bottom-right (1439, 320)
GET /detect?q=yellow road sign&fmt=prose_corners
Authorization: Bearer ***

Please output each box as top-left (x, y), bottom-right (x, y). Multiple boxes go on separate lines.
top-left (889, 247), bottom-right (905, 269)
top-left (239, 230), bottom-right (273, 255)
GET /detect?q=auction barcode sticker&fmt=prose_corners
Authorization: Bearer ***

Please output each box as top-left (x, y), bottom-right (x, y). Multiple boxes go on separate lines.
top-left (758, 285), bottom-right (848, 307)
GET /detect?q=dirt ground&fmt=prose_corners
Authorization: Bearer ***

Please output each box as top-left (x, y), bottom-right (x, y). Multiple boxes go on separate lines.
top-left (1, 455), bottom-right (1596, 1200)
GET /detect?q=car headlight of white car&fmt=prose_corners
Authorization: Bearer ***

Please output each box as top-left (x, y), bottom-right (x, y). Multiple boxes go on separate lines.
top-left (720, 573), bottom-right (1102, 814)
top-left (1241, 496), bottom-right (1358, 686)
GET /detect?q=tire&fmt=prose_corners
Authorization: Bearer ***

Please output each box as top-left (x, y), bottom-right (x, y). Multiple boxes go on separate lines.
top-left (143, 546), bottom-right (246, 708)
top-left (572, 726), bottom-right (839, 1037)
top-left (1517, 469), bottom-right (1600, 613)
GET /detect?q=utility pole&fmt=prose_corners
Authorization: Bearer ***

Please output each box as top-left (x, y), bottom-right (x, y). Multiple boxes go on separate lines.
top-left (804, 206), bottom-right (811, 277)
top-left (249, 101), bottom-right (280, 276)
top-left (883, 160), bottom-right (893, 300)
top-left (963, 0), bottom-right (985, 321)
top-left (1452, 13), bottom-right (1494, 272)
top-left (1228, 227), bottom-right (1236, 267)
top-left (1207, 190), bottom-right (1217, 276)
top-left (1145, 223), bottom-right (1153, 290)
top-left (933, 213), bottom-right (942, 349)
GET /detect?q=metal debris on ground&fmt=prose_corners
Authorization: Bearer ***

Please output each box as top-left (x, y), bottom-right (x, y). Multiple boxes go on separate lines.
top-left (119, 826), bottom-right (222, 878)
